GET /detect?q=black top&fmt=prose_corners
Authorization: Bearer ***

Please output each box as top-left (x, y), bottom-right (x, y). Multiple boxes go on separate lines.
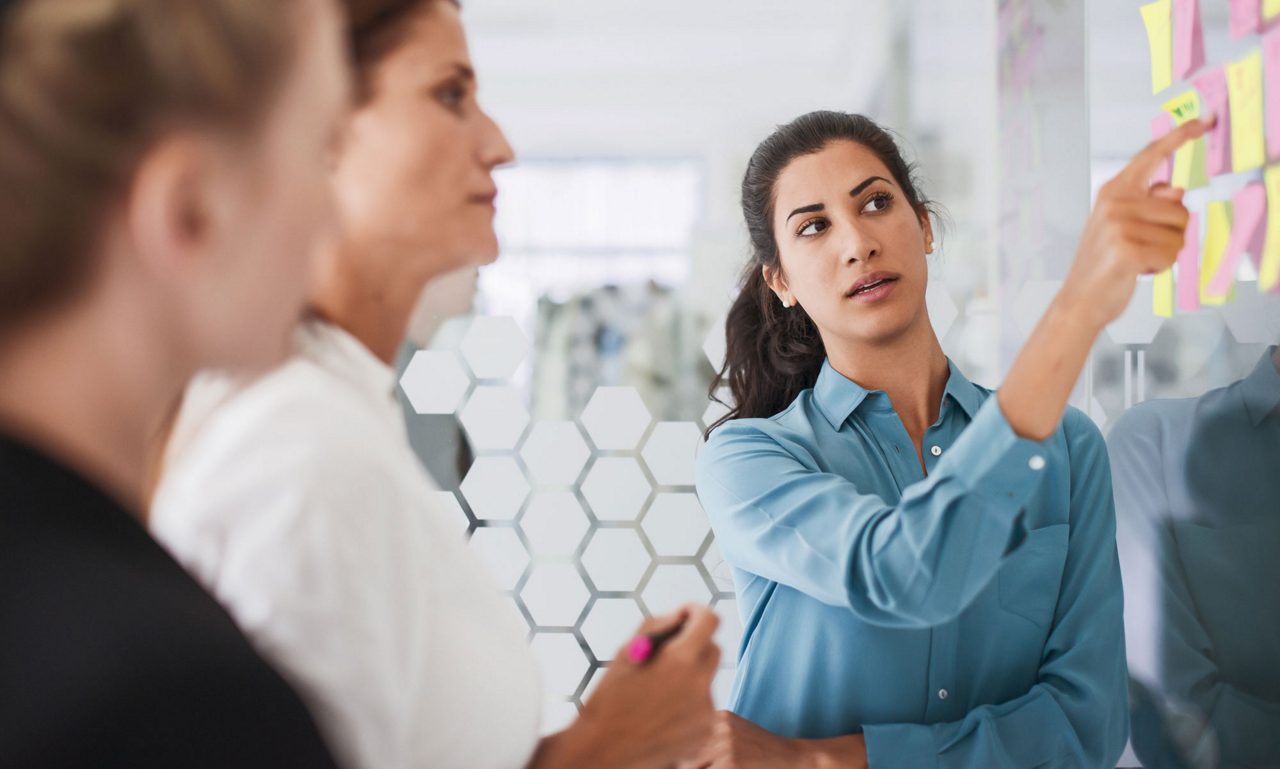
top-left (0, 435), bottom-right (338, 769)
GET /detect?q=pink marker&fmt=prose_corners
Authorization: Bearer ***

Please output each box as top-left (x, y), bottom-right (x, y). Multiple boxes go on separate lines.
top-left (626, 624), bottom-right (684, 664)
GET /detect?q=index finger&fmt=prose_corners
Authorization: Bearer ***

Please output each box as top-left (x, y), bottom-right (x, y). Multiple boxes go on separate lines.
top-left (665, 604), bottom-right (719, 651)
top-left (1120, 115), bottom-right (1214, 186)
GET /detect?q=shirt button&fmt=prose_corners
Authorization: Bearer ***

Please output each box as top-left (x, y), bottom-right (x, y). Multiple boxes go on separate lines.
top-left (930, 445), bottom-right (942, 457)
top-left (938, 688), bottom-right (949, 700)
top-left (1029, 455), bottom-right (1046, 471)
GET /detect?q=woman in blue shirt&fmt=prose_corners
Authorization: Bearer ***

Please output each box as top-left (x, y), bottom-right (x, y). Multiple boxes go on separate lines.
top-left (692, 110), bottom-right (1211, 769)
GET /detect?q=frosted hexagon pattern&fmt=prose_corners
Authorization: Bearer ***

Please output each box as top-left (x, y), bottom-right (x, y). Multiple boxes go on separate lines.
top-left (580, 598), bottom-right (645, 661)
top-left (459, 385), bottom-right (529, 451)
top-left (460, 316), bottom-right (528, 380)
top-left (1011, 280), bottom-right (1063, 339)
top-left (580, 457), bottom-right (651, 521)
top-left (1220, 284), bottom-right (1280, 344)
top-left (640, 421), bottom-right (701, 486)
top-left (642, 493), bottom-right (709, 557)
top-left (1106, 279), bottom-right (1165, 345)
top-left (460, 456), bottom-right (529, 520)
top-left (520, 421), bottom-right (590, 486)
top-left (530, 633), bottom-right (590, 698)
top-left (399, 350), bottom-right (470, 415)
top-left (926, 281), bottom-right (959, 339)
top-left (521, 563), bottom-right (591, 627)
top-left (702, 315), bottom-right (727, 372)
top-left (582, 528), bottom-right (652, 592)
top-left (641, 563), bottom-right (713, 614)
top-left (579, 386), bottom-right (651, 450)
top-left (521, 492), bottom-right (590, 557)
top-left (467, 527), bottom-right (529, 591)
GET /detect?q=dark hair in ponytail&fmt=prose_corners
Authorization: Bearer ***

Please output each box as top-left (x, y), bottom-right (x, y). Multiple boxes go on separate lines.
top-left (706, 111), bottom-right (936, 436)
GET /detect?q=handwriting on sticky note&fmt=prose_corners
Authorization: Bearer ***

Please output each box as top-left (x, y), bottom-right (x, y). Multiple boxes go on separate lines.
top-left (1193, 69), bottom-right (1231, 176)
top-left (1142, 0), bottom-right (1175, 94)
top-left (1231, 0), bottom-right (1262, 38)
top-left (1163, 91), bottom-right (1209, 188)
top-left (1264, 30), bottom-right (1280, 162)
top-left (1262, 165), bottom-right (1280, 292)
top-left (1173, 0), bottom-right (1205, 79)
top-left (1151, 114), bottom-right (1175, 184)
top-left (1200, 201), bottom-right (1234, 306)
top-left (1226, 50), bottom-right (1265, 172)
top-left (1178, 212), bottom-right (1202, 311)
top-left (1208, 182), bottom-right (1266, 298)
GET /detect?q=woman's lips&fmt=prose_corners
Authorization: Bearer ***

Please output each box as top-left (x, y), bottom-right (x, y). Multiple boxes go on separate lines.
top-left (846, 276), bottom-right (898, 303)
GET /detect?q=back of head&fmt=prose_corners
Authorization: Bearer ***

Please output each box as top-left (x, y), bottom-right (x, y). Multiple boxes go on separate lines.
top-left (0, 0), bottom-right (303, 326)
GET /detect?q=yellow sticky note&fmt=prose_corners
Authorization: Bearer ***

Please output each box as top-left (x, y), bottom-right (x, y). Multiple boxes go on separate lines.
top-left (1261, 165), bottom-right (1280, 291)
top-left (1226, 50), bottom-right (1265, 173)
top-left (1142, 1), bottom-right (1174, 95)
top-left (1163, 90), bottom-right (1210, 188)
top-left (1266, 0), bottom-right (1280, 21)
top-left (1153, 271), bottom-right (1175, 316)
top-left (1200, 201), bottom-right (1236, 305)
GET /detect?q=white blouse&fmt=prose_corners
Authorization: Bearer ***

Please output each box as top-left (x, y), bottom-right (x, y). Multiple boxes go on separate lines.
top-left (151, 319), bottom-right (542, 769)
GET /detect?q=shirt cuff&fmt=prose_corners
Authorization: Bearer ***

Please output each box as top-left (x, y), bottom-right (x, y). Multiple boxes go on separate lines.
top-left (862, 722), bottom-right (940, 769)
top-left (937, 393), bottom-right (1051, 514)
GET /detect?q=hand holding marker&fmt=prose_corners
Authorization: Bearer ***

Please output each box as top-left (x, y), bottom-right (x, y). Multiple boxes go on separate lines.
top-left (627, 622), bottom-right (686, 664)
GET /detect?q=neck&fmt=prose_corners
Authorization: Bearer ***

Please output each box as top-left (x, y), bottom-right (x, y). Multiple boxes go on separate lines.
top-left (0, 298), bottom-right (189, 514)
top-left (825, 317), bottom-right (950, 437)
top-left (308, 242), bottom-right (438, 365)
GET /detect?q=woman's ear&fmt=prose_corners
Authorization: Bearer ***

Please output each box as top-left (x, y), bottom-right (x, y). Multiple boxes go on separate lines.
top-left (919, 209), bottom-right (936, 254)
top-left (762, 263), bottom-right (793, 307)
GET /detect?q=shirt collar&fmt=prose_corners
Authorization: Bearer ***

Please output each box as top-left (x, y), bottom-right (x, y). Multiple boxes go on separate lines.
top-left (1240, 345), bottom-right (1280, 427)
top-left (296, 317), bottom-right (399, 406)
top-left (813, 357), bottom-right (982, 430)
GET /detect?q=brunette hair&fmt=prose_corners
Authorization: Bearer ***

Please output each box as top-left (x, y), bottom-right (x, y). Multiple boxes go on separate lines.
top-left (342, 0), bottom-right (458, 101)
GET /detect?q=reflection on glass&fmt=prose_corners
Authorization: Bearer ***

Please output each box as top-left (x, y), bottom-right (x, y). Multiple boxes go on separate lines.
top-left (1110, 346), bottom-right (1280, 769)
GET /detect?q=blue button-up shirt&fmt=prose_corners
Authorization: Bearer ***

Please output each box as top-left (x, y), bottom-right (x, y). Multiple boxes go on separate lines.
top-left (696, 359), bottom-right (1128, 769)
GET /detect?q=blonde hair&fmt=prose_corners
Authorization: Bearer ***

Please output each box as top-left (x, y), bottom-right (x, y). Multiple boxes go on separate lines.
top-left (0, 0), bottom-right (306, 324)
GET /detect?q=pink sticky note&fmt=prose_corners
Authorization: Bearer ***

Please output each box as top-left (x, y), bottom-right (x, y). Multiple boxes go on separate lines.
top-left (1177, 212), bottom-right (1201, 311)
top-left (1152, 113), bottom-right (1175, 184)
top-left (1230, 0), bottom-right (1262, 38)
top-left (1174, 0), bottom-right (1206, 79)
top-left (1194, 68), bottom-right (1232, 175)
top-left (1264, 28), bottom-right (1280, 160)
top-left (1209, 183), bottom-right (1267, 295)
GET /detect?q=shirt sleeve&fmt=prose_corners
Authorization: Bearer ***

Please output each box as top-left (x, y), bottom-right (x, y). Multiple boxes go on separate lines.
top-left (860, 410), bottom-right (1129, 769)
top-left (151, 400), bottom-right (416, 769)
top-left (696, 393), bottom-right (1051, 628)
top-left (1109, 407), bottom-right (1280, 767)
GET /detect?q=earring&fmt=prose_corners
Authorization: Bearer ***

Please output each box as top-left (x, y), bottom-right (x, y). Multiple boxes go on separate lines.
top-left (782, 297), bottom-right (794, 309)
top-left (927, 239), bottom-right (935, 252)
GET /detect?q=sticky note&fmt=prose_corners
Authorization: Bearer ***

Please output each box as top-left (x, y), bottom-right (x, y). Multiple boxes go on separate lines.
top-left (1163, 90), bottom-right (1210, 188)
top-left (1261, 165), bottom-right (1280, 291)
top-left (1154, 270), bottom-right (1176, 316)
top-left (1226, 50), bottom-right (1266, 172)
top-left (1178, 212), bottom-right (1202, 311)
top-left (1142, 1), bottom-right (1175, 94)
top-left (1231, 0), bottom-right (1262, 38)
top-left (1173, 0), bottom-right (1205, 79)
top-left (1192, 69), bottom-right (1231, 176)
top-left (1266, 0), bottom-right (1280, 19)
top-left (1200, 201), bottom-right (1234, 306)
top-left (1263, 29), bottom-right (1280, 161)
top-left (1209, 183), bottom-right (1265, 299)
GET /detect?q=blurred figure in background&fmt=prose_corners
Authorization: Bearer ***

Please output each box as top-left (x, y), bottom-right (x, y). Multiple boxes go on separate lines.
top-left (151, 1), bottom-right (721, 768)
top-left (1110, 345), bottom-right (1280, 769)
top-left (0, 0), bottom-right (350, 765)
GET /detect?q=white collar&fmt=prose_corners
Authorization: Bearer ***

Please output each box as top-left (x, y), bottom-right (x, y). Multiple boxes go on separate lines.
top-left (295, 317), bottom-right (399, 407)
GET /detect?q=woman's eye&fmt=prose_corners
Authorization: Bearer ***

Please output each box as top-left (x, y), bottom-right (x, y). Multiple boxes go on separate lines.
top-left (862, 193), bottom-right (892, 213)
top-left (435, 84), bottom-right (466, 110)
top-left (798, 219), bottom-right (829, 237)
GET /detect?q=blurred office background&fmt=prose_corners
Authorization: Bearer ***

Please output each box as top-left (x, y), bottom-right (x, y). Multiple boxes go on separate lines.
top-left (395, 2), bottom-right (1279, 766)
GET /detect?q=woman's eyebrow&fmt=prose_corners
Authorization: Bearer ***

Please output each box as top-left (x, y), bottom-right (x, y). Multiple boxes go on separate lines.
top-left (786, 203), bottom-right (824, 222)
top-left (850, 175), bottom-right (890, 197)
